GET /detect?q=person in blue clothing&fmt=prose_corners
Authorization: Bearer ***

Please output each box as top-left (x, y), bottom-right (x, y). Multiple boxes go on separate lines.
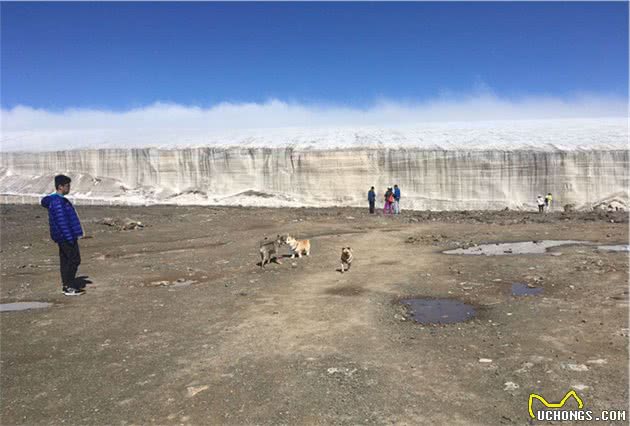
top-left (393, 184), bottom-right (401, 214)
top-left (367, 186), bottom-right (376, 214)
top-left (41, 175), bottom-right (85, 296)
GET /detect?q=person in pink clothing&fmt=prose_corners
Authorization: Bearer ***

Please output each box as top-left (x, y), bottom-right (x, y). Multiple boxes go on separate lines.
top-left (383, 187), bottom-right (394, 214)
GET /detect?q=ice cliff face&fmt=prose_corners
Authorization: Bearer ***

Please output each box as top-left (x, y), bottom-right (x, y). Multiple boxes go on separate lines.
top-left (0, 147), bottom-right (628, 210)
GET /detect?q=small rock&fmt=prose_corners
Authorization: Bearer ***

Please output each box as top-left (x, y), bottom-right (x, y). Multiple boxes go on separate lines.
top-left (503, 382), bottom-right (519, 391)
top-left (394, 314), bottom-right (406, 321)
top-left (563, 363), bottom-right (589, 372)
top-left (586, 358), bottom-right (607, 365)
top-left (572, 384), bottom-right (590, 391)
top-left (479, 358), bottom-right (493, 363)
top-left (187, 385), bottom-right (209, 397)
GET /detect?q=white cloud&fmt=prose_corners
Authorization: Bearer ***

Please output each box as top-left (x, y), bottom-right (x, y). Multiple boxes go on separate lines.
top-left (1, 94), bottom-right (627, 151)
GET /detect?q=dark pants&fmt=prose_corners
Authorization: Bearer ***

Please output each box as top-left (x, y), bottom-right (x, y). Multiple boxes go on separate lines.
top-left (538, 205), bottom-right (544, 213)
top-left (369, 201), bottom-right (375, 214)
top-left (59, 241), bottom-right (81, 289)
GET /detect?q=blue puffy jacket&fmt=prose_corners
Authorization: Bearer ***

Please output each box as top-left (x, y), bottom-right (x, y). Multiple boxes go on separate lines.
top-left (41, 194), bottom-right (83, 243)
top-left (368, 190), bottom-right (376, 202)
top-left (394, 187), bottom-right (401, 201)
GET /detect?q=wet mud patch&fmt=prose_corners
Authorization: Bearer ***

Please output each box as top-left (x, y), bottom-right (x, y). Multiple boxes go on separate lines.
top-left (443, 240), bottom-right (592, 256)
top-left (399, 298), bottom-right (477, 324)
top-left (511, 283), bottom-right (543, 296)
top-left (377, 260), bottom-right (399, 265)
top-left (325, 285), bottom-right (367, 296)
top-left (1, 301), bottom-right (52, 312)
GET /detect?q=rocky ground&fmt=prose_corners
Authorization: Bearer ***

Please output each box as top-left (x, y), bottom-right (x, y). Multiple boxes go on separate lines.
top-left (1, 204), bottom-right (628, 425)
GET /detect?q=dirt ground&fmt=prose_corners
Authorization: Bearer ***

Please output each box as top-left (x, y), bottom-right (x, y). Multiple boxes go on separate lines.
top-left (1, 204), bottom-right (628, 425)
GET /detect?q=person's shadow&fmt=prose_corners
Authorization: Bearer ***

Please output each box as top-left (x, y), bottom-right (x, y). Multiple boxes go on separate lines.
top-left (74, 276), bottom-right (93, 289)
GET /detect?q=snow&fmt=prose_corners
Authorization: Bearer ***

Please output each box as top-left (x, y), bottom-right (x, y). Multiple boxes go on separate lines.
top-left (0, 118), bottom-right (627, 153)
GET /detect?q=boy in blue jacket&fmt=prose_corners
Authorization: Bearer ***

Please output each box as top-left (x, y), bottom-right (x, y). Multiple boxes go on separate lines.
top-left (367, 186), bottom-right (376, 214)
top-left (393, 184), bottom-right (401, 214)
top-left (41, 175), bottom-right (85, 296)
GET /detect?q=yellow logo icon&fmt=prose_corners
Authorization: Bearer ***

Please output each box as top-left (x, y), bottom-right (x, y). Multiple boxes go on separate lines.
top-left (528, 390), bottom-right (584, 419)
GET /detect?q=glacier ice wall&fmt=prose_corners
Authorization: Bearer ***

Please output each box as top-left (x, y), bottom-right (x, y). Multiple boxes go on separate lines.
top-left (0, 147), bottom-right (628, 210)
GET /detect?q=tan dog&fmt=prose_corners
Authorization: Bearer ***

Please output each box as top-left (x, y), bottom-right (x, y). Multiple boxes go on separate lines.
top-left (285, 235), bottom-right (311, 258)
top-left (340, 247), bottom-right (353, 273)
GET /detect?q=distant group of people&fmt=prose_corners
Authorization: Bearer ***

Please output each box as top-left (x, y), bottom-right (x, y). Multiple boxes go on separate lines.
top-left (367, 184), bottom-right (401, 215)
top-left (536, 193), bottom-right (553, 213)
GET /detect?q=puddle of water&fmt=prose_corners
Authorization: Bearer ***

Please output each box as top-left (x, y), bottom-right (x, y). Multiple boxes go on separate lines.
top-left (443, 240), bottom-right (590, 256)
top-left (597, 244), bottom-right (630, 252)
top-left (400, 298), bottom-right (476, 324)
top-left (511, 283), bottom-right (543, 296)
top-left (0, 302), bottom-right (52, 312)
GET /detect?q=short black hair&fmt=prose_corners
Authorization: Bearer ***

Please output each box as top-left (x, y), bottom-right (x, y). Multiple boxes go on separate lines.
top-left (54, 174), bottom-right (71, 189)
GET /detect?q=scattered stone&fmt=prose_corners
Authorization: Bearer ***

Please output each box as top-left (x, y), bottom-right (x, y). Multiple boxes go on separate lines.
top-left (586, 359), bottom-right (607, 365)
top-left (149, 280), bottom-right (171, 287)
top-left (562, 363), bottom-right (589, 372)
top-left (515, 362), bottom-right (534, 373)
top-left (186, 385), bottom-right (209, 397)
top-left (503, 382), bottom-right (519, 391)
top-left (101, 217), bottom-right (144, 231)
top-left (479, 358), bottom-right (493, 363)
top-left (572, 384), bottom-right (590, 391)
top-left (394, 314), bottom-right (406, 321)
top-left (327, 367), bottom-right (357, 377)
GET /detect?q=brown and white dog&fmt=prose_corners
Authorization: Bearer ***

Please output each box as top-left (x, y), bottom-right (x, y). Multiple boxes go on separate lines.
top-left (284, 235), bottom-right (311, 258)
top-left (340, 247), bottom-right (353, 273)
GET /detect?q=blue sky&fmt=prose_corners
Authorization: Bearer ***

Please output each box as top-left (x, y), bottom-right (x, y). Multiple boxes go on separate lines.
top-left (1, 2), bottom-right (628, 110)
